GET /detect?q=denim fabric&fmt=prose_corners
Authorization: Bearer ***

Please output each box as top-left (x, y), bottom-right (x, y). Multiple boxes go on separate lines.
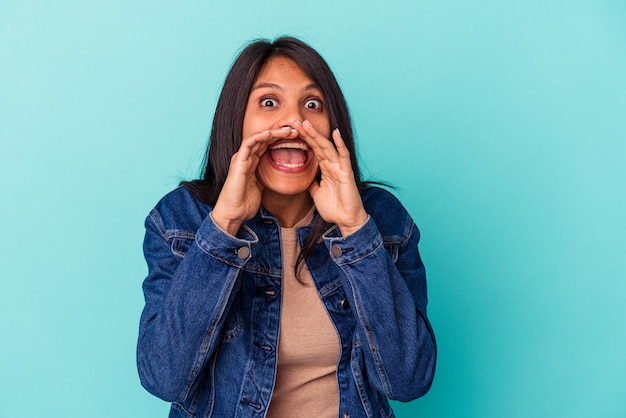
top-left (137, 186), bottom-right (436, 418)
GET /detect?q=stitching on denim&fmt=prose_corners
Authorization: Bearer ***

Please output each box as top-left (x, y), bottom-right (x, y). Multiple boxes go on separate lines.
top-left (171, 402), bottom-right (196, 418)
top-left (350, 348), bottom-right (374, 417)
top-left (240, 264), bottom-right (281, 278)
top-left (164, 230), bottom-right (196, 240)
top-left (182, 269), bottom-right (240, 400)
top-left (339, 261), bottom-right (394, 398)
top-left (321, 224), bottom-right (339, 239)
top-left (240, 224), bottom-right (259, 244)
top-left (382, 238), bottom-right (400, 263)
top-left (171, 237), bottom-right (195, 258)
top-left (335, 240), bottom-right (384, 266)
top-left (204, 354), bottom-right (218, 418)
top-left (220, 299), bottom-right (243, 342)
top-left (201, 251), bottom-right (247, 267)
top-left (148, 209), bottom-right (167, 240)
top-left (319, 278), bottom-right (343, 298)
top-left (375, 389), bottom-right (393, 417)
top-left (402, 217), bottom-right (415, 245)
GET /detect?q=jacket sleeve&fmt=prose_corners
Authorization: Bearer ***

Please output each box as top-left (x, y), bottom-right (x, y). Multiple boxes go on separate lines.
top-left (323, 205), bottom-right (436, 401)
top-left (136, 209), bottom-right (256, 402)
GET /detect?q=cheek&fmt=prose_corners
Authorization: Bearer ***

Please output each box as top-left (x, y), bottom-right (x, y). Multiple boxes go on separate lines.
top-left (312, 116), bottom-right (331, 137)
top-left (241, 107), bottom-right (266, 138)
top-left (241, 115), bottom-right (255, 138)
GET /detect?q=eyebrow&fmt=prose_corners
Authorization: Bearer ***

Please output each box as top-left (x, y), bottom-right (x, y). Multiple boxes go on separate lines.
top-left (251, 82), bottom-right (321, 92)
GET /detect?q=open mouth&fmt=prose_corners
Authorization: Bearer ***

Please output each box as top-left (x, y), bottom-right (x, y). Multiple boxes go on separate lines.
top-left (267, 139), bottom-right (310, 169)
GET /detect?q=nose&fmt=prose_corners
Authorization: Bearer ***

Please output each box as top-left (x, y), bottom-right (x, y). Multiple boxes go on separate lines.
top-left (276, 102), bottom-right (304, 129)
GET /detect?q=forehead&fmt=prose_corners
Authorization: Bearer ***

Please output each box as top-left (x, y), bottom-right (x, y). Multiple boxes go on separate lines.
top-left (255, 56), bottom-right (315, 86)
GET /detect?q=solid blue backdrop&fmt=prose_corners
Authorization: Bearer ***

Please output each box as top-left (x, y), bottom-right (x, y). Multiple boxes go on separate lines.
top-left (1, 1), bottom-right (625, 416)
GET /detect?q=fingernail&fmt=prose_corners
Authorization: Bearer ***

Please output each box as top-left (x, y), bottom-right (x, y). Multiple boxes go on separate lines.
top-left (293, 119), bottom-right (302, 126)
top-left (303, 120), bottom-right (313, 127)
top-left (281, 126), bottom-right (291, 130)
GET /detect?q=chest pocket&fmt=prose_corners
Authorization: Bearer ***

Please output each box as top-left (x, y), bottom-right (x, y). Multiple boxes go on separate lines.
top-left (170, 234), bottom-right (196, 258)
top-left (382, 237), bottom-right (401, 263)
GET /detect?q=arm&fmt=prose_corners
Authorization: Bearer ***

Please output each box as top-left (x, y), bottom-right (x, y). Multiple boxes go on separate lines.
top-left (292, 121), bottom-right (436, 399)
top-left (324, 196), bottom-right (437, 401)
top-left (137, 126), bottom-right (298, 401)
top-left (137, 208), bottom-right (256, 402)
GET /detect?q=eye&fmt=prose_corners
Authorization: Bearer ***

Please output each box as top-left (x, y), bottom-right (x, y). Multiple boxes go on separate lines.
top-left (304, 99), bottom-right (323, 110)
top-left (261, 98), bottom-right (278, 107)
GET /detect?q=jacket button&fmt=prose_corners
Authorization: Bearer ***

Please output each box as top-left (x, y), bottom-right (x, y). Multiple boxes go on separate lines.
top-left (340, 297), bottom-right (350, 309)
top-left (237, 246), bottom-right (250, 259)
top-left (342, 412), bottom-right (350, 418)
top-left (331, 244), bottom-right (342, 257)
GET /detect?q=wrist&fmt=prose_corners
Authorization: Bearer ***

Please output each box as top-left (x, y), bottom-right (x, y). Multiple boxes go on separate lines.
top-left (210, 209), bottom-right (242, 237)
top-left (338, 213), bottom-right (369, 236)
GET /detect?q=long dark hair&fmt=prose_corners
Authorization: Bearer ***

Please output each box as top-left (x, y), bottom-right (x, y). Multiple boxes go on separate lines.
top-left (183, 36), bottom-right (365, 274)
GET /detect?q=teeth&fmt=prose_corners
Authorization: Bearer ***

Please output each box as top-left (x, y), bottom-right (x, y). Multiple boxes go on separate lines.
top-left (274, 161), bottom-right (305, 168)
top-left (269, 142), bottom-right (309, 151)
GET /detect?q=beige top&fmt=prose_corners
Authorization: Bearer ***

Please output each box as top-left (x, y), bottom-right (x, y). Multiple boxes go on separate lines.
top-left (267, 210), bottom-right (340, 418)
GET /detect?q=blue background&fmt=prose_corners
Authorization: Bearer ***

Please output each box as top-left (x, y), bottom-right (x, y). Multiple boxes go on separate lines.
top-left (1, 1), bottom-right (625, 417)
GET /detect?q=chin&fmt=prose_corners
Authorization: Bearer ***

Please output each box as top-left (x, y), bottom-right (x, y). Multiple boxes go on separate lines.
top-left (260, 177), bottom-right (316, 197)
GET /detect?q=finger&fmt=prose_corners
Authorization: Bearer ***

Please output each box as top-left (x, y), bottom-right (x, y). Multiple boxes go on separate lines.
top-left (238, 130), bottom-right (272, 160)
top-left (288, 119), bottom-right (308, 140)
top-left (276, 125), bottom-right (300, 135)
top-left (285, 120), bottom-right (334, 162)
top-left (332, 129), bottom-right (352, 170)
top-left (297, 120), bottom-right (340, 163)
top-left (253, 127), bottom-right (299, 158)
top-left (242, 127), bottom-right (297, 158)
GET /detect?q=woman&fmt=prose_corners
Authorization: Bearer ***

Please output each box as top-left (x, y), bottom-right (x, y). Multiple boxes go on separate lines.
top-left (137, 36), bottom-right (436, 418)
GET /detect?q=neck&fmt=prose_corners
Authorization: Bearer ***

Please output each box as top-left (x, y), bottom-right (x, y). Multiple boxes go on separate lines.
top-left (262, 191), bottom-right (313, 228)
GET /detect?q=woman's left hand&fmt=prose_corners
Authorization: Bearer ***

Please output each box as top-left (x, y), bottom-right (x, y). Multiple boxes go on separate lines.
top-left (294, 120), bottom-right (368, 236)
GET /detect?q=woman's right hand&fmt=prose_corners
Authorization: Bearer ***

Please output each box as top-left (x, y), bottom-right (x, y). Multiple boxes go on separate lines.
top-left (211, 127), bottom-right (297, 236)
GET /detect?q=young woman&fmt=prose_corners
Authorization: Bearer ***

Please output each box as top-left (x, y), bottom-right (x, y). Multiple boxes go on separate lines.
top-left (137, 36), bottom-right (436, 418)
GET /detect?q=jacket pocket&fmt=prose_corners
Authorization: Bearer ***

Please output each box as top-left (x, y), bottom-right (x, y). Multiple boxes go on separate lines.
top-left (220, 297), bottom-right (243, 342)
top-left (382, 238), bottom-right (400, 263)
top-left (170, 235), bottom-right (195, 258)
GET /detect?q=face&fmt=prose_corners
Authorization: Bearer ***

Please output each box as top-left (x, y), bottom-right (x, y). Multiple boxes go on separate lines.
top-left (242, 56), bottom-right (331, 198)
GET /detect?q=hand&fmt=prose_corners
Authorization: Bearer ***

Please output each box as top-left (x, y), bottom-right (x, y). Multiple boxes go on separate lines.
top-left (294, 120), bottom-right (368, 236)
top-left (212, 127), bottom-right (298, 235)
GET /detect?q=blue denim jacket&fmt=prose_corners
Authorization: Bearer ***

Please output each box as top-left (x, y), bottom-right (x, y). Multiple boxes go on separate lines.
top-left (137, 185), bottom-right (436, 418)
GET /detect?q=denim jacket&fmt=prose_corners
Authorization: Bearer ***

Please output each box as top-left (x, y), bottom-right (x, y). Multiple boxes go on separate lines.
top-left (137, 185), bottom-right (436, 418)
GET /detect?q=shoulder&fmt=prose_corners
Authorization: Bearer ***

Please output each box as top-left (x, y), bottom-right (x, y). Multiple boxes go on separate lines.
top-left (147, 186), bottom-right (212, 235)
top-left (361, 186), bottom-right (415, 239)
top-left (361, 185), bottom-right (409, 219)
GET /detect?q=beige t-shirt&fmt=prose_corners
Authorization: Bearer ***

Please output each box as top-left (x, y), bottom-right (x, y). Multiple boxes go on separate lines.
top-left (267, 212), bottom-right (341, 418)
